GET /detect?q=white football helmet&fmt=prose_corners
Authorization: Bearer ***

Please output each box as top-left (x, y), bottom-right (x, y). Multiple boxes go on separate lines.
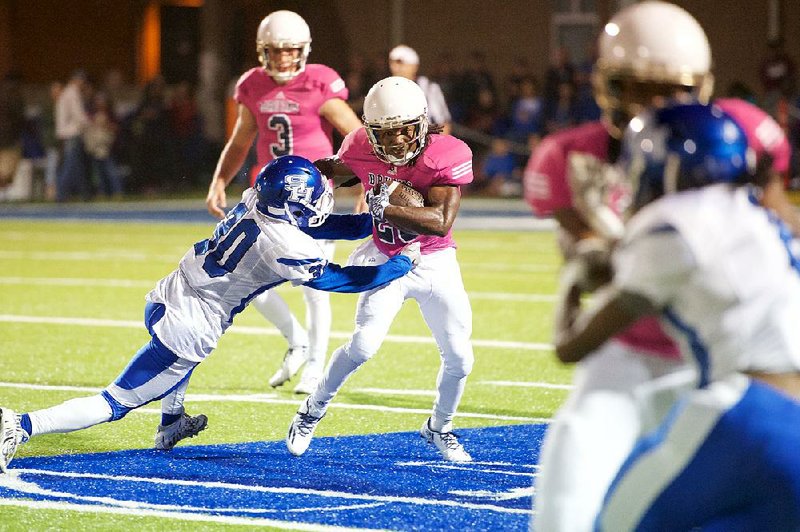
top-left (593, 1), bottom-right (714, 136)
top-left (363, 76), bottom-right (429, 166)
top-left (256, 10), bottom-right (311, 82)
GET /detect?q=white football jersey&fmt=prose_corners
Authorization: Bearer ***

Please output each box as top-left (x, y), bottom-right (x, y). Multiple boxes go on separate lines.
top-left (613, 184), bottom-right (800, 384)
top-left (147, 188), bottom-right (329, 362)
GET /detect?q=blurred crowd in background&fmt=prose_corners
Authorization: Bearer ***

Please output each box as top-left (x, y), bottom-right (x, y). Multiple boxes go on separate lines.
top-left (0, 38), bottom-right (798, 203)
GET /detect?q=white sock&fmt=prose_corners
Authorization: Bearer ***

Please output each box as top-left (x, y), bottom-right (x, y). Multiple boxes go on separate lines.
top-left (252, 290), bottom-right (308, 348)
top-left (161, 378), bottom-right (190, 417)
top-left (28, 394), bottom-right (113, 436)
top-left (430, 366), bottom-right (467, 432)
top-left (302, 285), bottom-right (331, 373)
top-left (310, 345), bottom-right (361, 415)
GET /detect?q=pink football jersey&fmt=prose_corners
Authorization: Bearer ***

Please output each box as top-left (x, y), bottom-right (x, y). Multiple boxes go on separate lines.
top-left (235, 64), bottom-right (349, 173)
top-left (338, 129), bottom-right (473, 257)
top-left (716, 98), bottom-right (790, 174)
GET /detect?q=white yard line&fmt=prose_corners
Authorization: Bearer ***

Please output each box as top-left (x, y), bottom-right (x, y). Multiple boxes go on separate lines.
top-left (0, 276), bottom-right (557, 303)
top-left (6, 468), bottom-right (532, 515)
top-left (479, 380), bottom-right (573, 390)
top-left (0, 382), bottom-right (551, 423)
top-left (0, 314), bottom-right (554, 352)
top-left (0, 498), bottom-right (364, 531)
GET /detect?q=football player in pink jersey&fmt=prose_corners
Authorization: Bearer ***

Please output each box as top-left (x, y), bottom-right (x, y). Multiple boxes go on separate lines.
top-left (204, 10), bottom-right (362, 397)
top-left (285, 76), bottom-right (476, 462)
top-left (524, 2), bottom-right (800, 531)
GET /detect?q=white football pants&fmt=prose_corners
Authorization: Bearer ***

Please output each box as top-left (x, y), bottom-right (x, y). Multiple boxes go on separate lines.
top-left (312, 245), bottom-right (474, 432)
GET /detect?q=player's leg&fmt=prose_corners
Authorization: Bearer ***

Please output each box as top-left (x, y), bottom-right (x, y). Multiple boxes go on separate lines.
top-left (532, 343), bottom-right (683, 532)
top-left (287, 278), bottom-right (407, 456)
top-left (155, 372), bottom-right (208, 450)
top-left (598, 375), bottom-right (800, 530)
top-left (252, 289), bottom-right (310, 387)
top-left (295, 238), bottom-right (336, 394)
top-left (415, 249), bottom-right (473, 461)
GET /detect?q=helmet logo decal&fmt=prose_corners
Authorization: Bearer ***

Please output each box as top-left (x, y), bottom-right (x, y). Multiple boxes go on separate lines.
top-left (284, 174), bottom-right (313, 203)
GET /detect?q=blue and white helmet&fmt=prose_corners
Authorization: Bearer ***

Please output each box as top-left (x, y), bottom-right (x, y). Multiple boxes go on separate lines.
top-left (255, 155), bottom-right (333, 227)
top-left (623, 102), bottom-right (754, 210)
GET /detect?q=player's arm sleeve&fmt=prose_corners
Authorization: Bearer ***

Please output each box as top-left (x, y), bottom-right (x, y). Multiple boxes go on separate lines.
top-left (303, 255), bottom-right (412, 293)
top-left (301, 213), bottom-right (373, 240)
top-left (522, 137), bottom-right (571, 217)
top-left (320, 67), bottom-right (349, 102)
top-left (433, 140), bottom-right (473, 186)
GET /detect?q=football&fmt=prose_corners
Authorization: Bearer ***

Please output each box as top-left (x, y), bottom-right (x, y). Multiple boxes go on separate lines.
top-left (386, 180), bottom-right (425, 208)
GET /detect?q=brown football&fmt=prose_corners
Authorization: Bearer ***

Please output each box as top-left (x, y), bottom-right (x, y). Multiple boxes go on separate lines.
top-left (386, 180), bottom-right (425, 208)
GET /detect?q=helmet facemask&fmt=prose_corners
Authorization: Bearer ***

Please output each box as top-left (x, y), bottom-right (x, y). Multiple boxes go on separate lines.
top-left (258, 42), bottom-right (311, 83)
top-left (364, 118), bottom-right (428, 166)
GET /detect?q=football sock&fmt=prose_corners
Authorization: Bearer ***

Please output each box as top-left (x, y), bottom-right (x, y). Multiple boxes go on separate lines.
top-left (302, 285), bottom-right (331, 373)
top-left (252, 290), bottom-right (309, 348)
top-left (311, 345), bottom-right (360, 414)
top-left (430, 367), bottom-right (467, 433)
top-left (27, 394), bottom-right (113, 436)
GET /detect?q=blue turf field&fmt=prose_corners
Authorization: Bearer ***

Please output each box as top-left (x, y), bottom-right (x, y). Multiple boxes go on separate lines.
top-left (1, 424), bottom-right (546, 530)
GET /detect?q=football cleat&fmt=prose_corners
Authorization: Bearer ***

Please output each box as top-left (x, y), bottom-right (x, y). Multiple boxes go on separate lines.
top-left (269, 346), bottom-right (308, 388)
top-left (293, 369), bottom-right (321, 395)
top-left (0, 408), bottom-right (26, 473)
top-left (286, 396), bottom-right (325, 456)
top-left (419, 418), bottom-right (472, 462)
top-left (154, 412), bottom-right (208, 451)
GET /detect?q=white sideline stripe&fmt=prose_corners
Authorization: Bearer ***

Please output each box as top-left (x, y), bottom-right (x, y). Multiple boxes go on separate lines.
top-left (0, 382), bottom-right (551, 423)
top-left (353, 388), bottom-right (437, 397)
top-left (0, 314), bottom-right (554, 352)
top-left (0, 276), bottom-right (557, 303)
top-left (0, 498), bottom-right (362, 530)
top-left (480, 380), bottom-right (573, 391)
top-left (11, 469), bottom-right (532, 515)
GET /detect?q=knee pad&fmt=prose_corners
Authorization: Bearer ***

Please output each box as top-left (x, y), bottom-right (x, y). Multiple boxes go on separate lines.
top-left (101, 390), bottom-right (132, 421)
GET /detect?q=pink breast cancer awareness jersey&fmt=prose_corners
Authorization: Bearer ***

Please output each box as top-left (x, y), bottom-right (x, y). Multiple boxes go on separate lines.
top-left (521, 99), bottom-right (791, 360)
top-left (235, 64), bottom-right (349, 171)
top-left (338, 129), bottom-right (473, 257)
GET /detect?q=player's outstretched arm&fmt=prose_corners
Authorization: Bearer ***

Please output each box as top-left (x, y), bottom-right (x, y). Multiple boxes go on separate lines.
top-left (302, 243), bottom-right (419, 293)
top-left (206, 104), bottom-right (258, 219)
top-left (379, 184), bottom-right (460, 237)
top-left (301, 213), bottom-right (373, 241)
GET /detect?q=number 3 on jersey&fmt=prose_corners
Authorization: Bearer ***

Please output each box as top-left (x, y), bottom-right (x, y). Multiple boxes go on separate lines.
top-left (269, 114), bottom-right (293, 157)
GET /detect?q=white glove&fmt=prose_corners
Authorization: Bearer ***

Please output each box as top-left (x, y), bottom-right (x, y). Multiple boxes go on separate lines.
top-left (399, 242), bottom-right (421, 267)
top-left (366, 184), bottom-right (391, 221)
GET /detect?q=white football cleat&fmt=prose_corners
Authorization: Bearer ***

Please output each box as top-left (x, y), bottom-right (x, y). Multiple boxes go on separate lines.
top-left (154, 412), bottom-right (208, 451)
top-left (286, 396), bottom-right (325, 456)
top-left (0, 408), bottom-right (26, 473)
top-left (269, 346), bottom-right (308, 388)
top-left (419, 418), bottom-right (472, 462)
top-left (293, 369), bottom-right (322, 395)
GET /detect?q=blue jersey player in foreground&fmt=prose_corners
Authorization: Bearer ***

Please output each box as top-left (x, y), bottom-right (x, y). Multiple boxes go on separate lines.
top-left (554, 103), bottom-right (800, 530)
top-left (0, 155), bottom-right (420, 473)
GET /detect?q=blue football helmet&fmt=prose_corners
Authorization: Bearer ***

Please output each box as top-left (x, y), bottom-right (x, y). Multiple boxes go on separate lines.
top-left (255, 155), bottom-right (333, 227)
top-left (623, 102), bottom-right (755, 210)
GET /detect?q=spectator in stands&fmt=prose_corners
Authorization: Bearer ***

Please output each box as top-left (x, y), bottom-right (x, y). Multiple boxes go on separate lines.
top-left (55, 70), bottom-right (90, 202)
top-left (169, 81), bottom-right (203, 188)
top-left (507, 76), bottom-right (543, 146)
top-left (388, 45), bottom-right (452, 135)
top-left (84, 91), bottom-right (123, 198)
top-left (543, 80), bottom-right (577, 135)
top-left (477, 137), bottom-right (520, 197)
top-left (456, 50), bottom-right (497, 124)
top-left (130, 75), bottom-right (174, 195)
top-left (0, 72), bottom-right (25, 192)
top-left (543, 46), bottom-right (576, 105)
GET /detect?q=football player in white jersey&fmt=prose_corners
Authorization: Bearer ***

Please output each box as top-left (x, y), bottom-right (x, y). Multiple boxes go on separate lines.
top-left (0, 156), bottom-right (421, 471)
top-left (206, 10), bottom-right (363, 396)
top-left (557, 102), bottom-right (800, 530)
